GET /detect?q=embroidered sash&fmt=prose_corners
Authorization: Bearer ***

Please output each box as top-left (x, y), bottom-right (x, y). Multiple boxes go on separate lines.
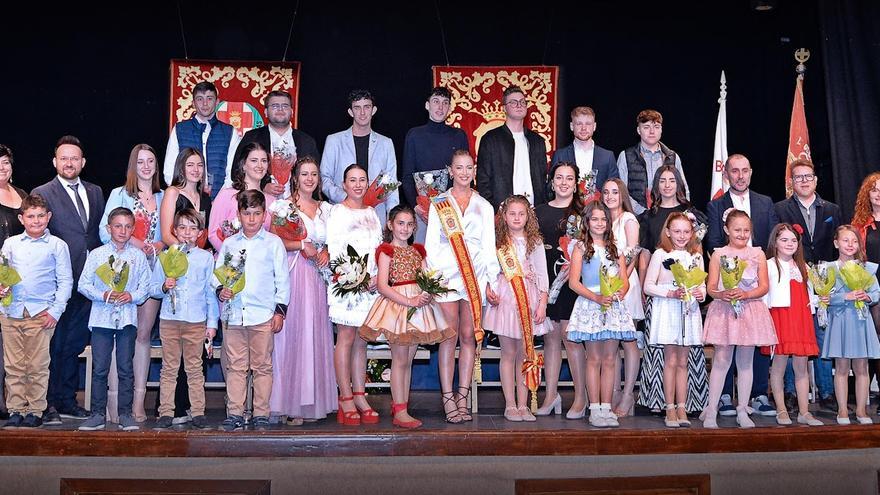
top-left (497, 243), bottom-right (543, 412)
top-left (433, 195), bottom-right (485, 382)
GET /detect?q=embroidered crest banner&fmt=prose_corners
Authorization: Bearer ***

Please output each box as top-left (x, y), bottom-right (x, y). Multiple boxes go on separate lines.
top-left (169, 59), bottom-right (301, 136)
top-left (432, 66), bottom-right (559, 161)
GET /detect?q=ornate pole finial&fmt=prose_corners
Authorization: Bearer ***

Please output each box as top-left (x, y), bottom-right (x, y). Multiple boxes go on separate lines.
top-left (719, 70), bottom-right (727, 103)
top-left (795, 48), bottom-right (810, 79)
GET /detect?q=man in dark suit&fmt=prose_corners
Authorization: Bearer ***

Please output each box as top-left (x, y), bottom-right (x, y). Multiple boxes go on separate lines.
top-left (476, 85), bottom-right (548, 210)
top-left (705, 153), bottom-right (780, 419)
top-left (32, 135), bottom-right (105, 424)
top-left (550, 106), bottom-right (618, 190)
top-left (233, 90), bottom-right (319, 198)
top-left (774, 158), bottom-right (841, 411)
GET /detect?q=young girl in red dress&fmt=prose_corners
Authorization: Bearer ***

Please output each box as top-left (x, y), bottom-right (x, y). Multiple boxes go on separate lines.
top-left (360, 205), bottom-right (453, 428)
top-left (761, 223), bottom-right (823, 426)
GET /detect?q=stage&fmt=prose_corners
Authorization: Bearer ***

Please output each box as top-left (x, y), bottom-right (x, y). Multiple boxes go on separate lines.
top-left (3, 391), bottom-right (880, 494)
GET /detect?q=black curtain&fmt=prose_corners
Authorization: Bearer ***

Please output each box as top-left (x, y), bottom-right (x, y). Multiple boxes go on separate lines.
top-left (820, 0), bottom-right (880, 221)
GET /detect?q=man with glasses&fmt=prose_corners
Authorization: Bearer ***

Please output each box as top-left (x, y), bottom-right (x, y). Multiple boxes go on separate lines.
top-left (476, 85), bottom-right (548, 210)
top-left (705, 153), bottom-right (780, 419)
top-left (234, 90), bottom-right (319, 197)
top-left (774, 158), bottom-right (841, 412)
top-left (617, 109), bottom-right (689, 215)
top-left (163, 81), bottom-right (240, 200)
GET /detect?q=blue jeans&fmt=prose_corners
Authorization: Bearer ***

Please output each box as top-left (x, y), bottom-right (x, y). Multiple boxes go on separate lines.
top-left (47, 293), bottom-right (92, 411)
top-left (783, 316), bottom-right (834, 399)
top-left (90, 325), bottom-right (136, 416)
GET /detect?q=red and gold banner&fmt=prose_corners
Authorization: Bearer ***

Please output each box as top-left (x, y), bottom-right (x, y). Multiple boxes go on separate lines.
top-left (498, 243), bottom-right (543, 412)
top-left (432, 66), bottom-right (559, 162)
top-left (786, 52), bottom-right (811, 198)
top-left (169, 59), bottom-right (301, 136)
top-left (432, 195), bottom-right (484, 382)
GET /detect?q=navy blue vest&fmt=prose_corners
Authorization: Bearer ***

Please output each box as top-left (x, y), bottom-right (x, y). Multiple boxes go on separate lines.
top-left (175, 117), bottom-right (233, 199)
top-left (623, 142), bottom-right (677, 207)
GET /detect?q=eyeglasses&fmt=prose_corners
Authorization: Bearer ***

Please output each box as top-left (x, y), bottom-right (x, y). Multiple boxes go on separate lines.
top-left (268, 103), bottom-right (291, 110)
top-left (792, 173), bottom-right (816, 183)
top-left (506, 98), bottom-right (528, 108)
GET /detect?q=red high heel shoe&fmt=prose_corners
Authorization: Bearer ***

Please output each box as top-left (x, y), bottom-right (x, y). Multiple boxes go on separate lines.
top-left (337, 396), bottom-right (361, 426)
top-left (352, 391), bottom-right (380, 424)
top-left (391, 402), bottom-right (422, 429)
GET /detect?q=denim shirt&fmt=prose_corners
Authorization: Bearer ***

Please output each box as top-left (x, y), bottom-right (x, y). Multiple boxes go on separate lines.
top-left (78, 241), bottom-right (151, 329)
top-left (150, 246), bottom-right (219, 328)
top-left (0, 230), bottom-right (73, 321)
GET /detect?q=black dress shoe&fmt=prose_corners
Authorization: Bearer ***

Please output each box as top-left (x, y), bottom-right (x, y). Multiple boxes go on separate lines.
top-left (3, 413), bottom-right (23, 429)
top-left (42, 407), bottom-right (63, 426)
top-left (20, 413), bottom-right (43, 428)
top-left (57, 405), bottom-right (90, 419)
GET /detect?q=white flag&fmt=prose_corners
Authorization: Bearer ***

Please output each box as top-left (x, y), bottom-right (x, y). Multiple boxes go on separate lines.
top-left (710, 71), bottom-right (729, 200)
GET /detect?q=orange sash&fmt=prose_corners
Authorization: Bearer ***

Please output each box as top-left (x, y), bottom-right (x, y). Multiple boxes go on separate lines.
top-left (498, 243), bottom-right (543, 412)
top-left (433, 195), bottom-right (484, 382)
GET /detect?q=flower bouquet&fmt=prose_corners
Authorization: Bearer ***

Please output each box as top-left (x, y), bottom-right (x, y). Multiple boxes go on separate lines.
top-left (719, 255), bottom-right (747, 317)
top-left (216, 217), bottom-right (241, 242)
top-left (269, 153), bottom-right (293, 188)
top-left (548, 215), bottom-right (580, 304)
top-left (96, 255), bottom-right (130, 328)
top-left (684, 209), bottom-right (708, 242)
top-left (268, 199), bottom-right (307, 242)
top-left (807, 262), bottom-right (836, 327)
top-left (839, 260), bottom-right (875, 320)
top-left (578, 170), bottom-right (599, 202)
top-left (408, 269), bottom-right (451, 320)
top-left (158, 243), bottom-right (191, 314)
top-left (670, 256), bottom-right (708, 326)
top-left (413, 169), bottom-right (450, 212)
top-left (363, 174), bottom-right (400, 208)
top-left (599, 261), bottom-right (624, 316)
top-left (214, 249), bottom-right (247, 322)
top-left (132, 210), bottom-right (152, 242)
top-left (329, 245), bottom-right (371, 298)
top-left (0, 253), bottom-right (21, 307)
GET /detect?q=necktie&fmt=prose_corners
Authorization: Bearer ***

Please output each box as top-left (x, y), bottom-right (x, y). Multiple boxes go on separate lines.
top-left (68, 183), bottom-right (88, 230)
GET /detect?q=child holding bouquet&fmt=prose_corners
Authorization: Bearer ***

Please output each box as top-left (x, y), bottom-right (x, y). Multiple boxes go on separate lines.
top-left (820, 225), bottom-right (880, 425)
top-left (567, 200), bottom-right (636, 427)
top-left (150, 209), bottom-right (218, 430)
top-left (326, 164), bottom-right (382, 425)
top-left (761, 224), bottom-right (823, 426)
top-left (214, 190), bottom-right (290, 431)
top-left (77, 207), bottom-right (152, 431)
top-left (0, 195), bottom-right (72, 429)
top-left (701, 210), bottom-right (776, 429)
top-left (642, 212), bottom-right (706, 428)
top-left (484, 195), bottom-right (552, 422)
top-left (359, 205), bottom-right (453, 428)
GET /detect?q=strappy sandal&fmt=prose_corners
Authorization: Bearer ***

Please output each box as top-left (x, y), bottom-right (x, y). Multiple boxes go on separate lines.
top-left (442, 391), bottom-right (464, 424)
top-left (337, 396), bottom-right (361, 426)
top-left (352, 391), bottom-right (379, 424)
top-left (457, 386), bottom-right (473, 422)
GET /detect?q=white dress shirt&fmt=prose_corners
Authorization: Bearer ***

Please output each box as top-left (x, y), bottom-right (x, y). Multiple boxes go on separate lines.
top-left (573, 140), bottom-right (595, 175)
top-left (511, 131), bottom-right (535, 204)
top-left (57, 176), bottom-right (90, 221)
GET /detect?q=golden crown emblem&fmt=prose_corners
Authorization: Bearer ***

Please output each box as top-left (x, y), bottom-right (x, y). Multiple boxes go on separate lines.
top-left (478, 101), bottom-right (507, 122)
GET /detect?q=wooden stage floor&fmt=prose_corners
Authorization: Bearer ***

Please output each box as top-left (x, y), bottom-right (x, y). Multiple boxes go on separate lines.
top-left (3, 390), bottom-right (880, 458)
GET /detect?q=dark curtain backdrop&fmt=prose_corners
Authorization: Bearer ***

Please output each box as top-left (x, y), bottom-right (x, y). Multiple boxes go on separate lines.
top-left (820, 0), bottom-right (880, 222)
top-left (0, 1), bottom-right (834, 211)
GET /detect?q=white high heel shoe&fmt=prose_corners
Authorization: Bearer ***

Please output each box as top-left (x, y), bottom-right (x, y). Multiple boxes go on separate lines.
top-left (566, 403), bottom-right (587, 420)
top-left (535, 394), bottom-right (562, 416)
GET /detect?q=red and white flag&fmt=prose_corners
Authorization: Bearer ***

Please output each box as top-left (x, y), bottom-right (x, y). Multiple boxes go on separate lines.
top-left (710, 71), bottom-right (729, 200)
top-left (786, 59), bottom-right (811, 197)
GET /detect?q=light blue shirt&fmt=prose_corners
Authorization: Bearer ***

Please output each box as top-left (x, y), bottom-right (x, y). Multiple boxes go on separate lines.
top-left (0, 230), bottom-right (73, 321)
top-left (99, 187), bottom-right (164, 244)
top-left (212, 228), bottom-right (290, 326)
top-left (78, 241), bottom-right (151, 330)
top-left (150, 246), bottom-right (219, 328)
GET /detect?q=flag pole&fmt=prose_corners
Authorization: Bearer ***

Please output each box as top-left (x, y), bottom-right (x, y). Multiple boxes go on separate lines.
top-left (786, 48), bottom-right (812, 197)
top-left (710, 71), bottom-right (729, 200)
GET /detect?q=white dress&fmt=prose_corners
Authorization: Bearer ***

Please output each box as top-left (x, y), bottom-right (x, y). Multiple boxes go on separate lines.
top-left (325, 203), bottom-right (382, 326)
top-left (424, 190), bottom-right (500, 304)
top-left (612, 211), bottom-right (645, 320)
top-left (642, 249), bottom-right (704, 346)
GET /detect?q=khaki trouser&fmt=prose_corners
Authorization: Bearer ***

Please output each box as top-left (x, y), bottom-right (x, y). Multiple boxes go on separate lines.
top-left (1, 311), bottom-right (55, 416)
top-left (223, 320), bottom-right (274, 417)
top-left (158, 319), bottom-right (207, 417)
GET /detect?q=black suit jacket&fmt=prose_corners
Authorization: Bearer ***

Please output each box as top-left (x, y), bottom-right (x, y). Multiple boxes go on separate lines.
top-left (774, 195), bottom-right (841, 263)
top-left (705, 190), bottom-right (779, 253)
top-left (31, 177), bottom-right (105, 288)
top-left (476, 124), bottom-right (548, 210)
top-left (233, 125), bottom-right (319, 165)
